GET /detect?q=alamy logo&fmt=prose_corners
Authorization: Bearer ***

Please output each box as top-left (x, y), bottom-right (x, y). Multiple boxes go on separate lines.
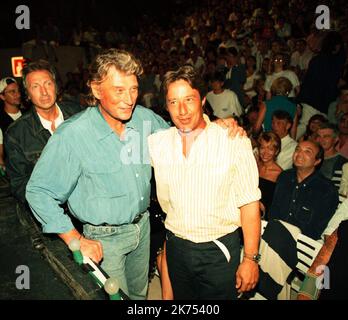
top-left (316, 265), bottom-right (330, 289)
top-left (15, 265), bottom-right (30, 290)
top-left (315, 5), bottom-right (330, 30)
top-left (15, 5), bottom-right (30, 30)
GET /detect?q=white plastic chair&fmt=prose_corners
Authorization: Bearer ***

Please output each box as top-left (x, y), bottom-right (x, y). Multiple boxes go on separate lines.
top-left (291, 233), bottom-right (323, 293)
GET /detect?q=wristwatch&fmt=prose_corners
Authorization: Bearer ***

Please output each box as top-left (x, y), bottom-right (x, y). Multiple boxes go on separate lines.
top-left (243, 253), bottom-right (261, 263)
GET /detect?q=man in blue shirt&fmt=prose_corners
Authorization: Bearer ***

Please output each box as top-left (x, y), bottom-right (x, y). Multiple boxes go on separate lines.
top-left (26, 49), bottom-right (169, 300)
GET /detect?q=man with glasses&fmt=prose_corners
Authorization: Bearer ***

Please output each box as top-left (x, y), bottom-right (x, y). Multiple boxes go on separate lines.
top-left (0, 77), bottom-right (23, 174)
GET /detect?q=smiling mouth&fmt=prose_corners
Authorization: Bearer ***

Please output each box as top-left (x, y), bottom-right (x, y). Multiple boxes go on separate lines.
top-left (179, 118), bottom-right (191, 123)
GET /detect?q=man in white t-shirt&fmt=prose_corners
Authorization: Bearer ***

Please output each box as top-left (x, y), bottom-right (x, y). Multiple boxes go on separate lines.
top-left (206, 71), bottom-right (243, 119)
top-left (264, 53), bottom-right (300, 99)
top-left (0, 77), bottom-right (23, 134)
top-left (290, 39), bottom-right (313, 73)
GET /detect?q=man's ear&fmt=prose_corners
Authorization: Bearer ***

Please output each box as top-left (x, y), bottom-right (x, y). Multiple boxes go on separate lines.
top-left (314, 158), bottom-right (322, 167)
top-left (90, 82), bottom-right (102, 100)
top-left (0, 93), bottom-right (5, 102)
top-left (286, 122), bottom-right (292, 132)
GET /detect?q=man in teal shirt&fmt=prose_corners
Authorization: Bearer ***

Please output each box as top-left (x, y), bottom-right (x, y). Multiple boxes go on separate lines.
top-left (26, 49), bottom-right (169, 299)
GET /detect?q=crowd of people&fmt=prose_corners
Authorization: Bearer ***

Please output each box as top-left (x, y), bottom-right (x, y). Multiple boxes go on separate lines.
top-left (1, 0), bottom-right (348, 300)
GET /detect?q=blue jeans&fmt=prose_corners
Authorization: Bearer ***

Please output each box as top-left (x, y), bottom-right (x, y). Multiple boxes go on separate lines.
top-left (83, 211), bottom-right (150, 300)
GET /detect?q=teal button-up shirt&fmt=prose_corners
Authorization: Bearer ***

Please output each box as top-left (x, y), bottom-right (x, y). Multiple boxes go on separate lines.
top-left (26, 106), bottom-right (169, 233)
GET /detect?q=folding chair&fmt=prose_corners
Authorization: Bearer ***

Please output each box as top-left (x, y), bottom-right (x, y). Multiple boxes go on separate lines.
top-left (291, 233), bottom-right (323, 293)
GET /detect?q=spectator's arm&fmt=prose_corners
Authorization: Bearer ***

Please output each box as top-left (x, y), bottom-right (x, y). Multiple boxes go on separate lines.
top-left (297, 229), bottom-right (338, 300)
top-left (252, 101), bottom-right (266, 134)
top-left (290, 104), bottom-right (302, 140)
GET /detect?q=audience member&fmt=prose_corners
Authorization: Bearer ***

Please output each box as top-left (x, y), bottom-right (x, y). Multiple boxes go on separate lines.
top-left (269, 140), bottom-right (338, 240)
top-left (271, 110), bottom-right (297, 170)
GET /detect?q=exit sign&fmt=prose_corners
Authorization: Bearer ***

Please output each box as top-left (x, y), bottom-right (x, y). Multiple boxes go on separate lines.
top-left (11, 56), bottom-right (25, 77)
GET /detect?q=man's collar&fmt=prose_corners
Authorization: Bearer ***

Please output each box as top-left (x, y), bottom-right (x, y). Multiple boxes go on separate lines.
top-left (91, 106), bottom-right (139, 141)
top-left (294, 168), bottom-right (319, 185)
top-left (30, 106), bottom-right (49, 136)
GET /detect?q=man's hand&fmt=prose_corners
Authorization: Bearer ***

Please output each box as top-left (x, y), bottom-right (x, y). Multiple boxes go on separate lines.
top-left (235, 259), bottom-right (259, 293)
top-left (297, 293), bottom-right (312, 300)
top-left (214, 117), bottom-right (246, 138)
top-left (80, 236), bottom-right (104, 264)
top-left (60, 229), bottom-right (104, 264)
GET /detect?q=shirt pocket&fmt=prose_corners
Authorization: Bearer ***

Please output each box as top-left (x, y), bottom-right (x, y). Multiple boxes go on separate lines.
top-left (84, 160), bottom-right (125, 198)
top-left (295, 204), bottom-right (313, 226)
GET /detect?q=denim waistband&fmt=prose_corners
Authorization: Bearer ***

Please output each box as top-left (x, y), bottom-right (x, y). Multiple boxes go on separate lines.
top-left (92, 212), bottom-right (145, 228)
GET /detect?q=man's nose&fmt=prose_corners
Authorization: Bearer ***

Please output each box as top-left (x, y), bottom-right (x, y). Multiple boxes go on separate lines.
top-left (178, 101), bottom-right (188, 115)
top-left (123, 90), bottom-right (133, 105)
top-left (41, 86), bottom-right (48, 96)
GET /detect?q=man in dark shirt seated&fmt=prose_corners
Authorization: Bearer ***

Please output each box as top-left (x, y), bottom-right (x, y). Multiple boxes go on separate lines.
top-left (269, 140), bottom-right (339, 240)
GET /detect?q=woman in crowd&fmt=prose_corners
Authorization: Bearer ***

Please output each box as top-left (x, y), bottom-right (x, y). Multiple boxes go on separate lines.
top-left (253, 76), bottom-right (297, 133)
top-left (257, 132), bottom-right (282, 220)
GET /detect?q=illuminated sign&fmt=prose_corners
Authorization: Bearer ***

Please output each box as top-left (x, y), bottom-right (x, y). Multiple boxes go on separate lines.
top-left (11, 56), bottom-right (25, 77)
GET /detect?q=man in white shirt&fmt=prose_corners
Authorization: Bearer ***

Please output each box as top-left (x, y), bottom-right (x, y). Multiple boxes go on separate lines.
top-left (290, 39), bottom-right (313, 74)
top-left (148, 65), bottom-right (261, 300)
top-left (206, 71), bottom-right (243, 119)
top-left (0, 77), bottom-right (23, 134)
top-left (271, 110), bottom-right (297, 170)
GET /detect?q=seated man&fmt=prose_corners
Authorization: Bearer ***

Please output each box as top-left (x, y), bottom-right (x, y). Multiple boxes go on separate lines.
top-left (269, 140), bottom-right (339, 240)
top-left (271, 110), bottom-right (297, 170)
top-left (317, 123), bottom-right (347, 190)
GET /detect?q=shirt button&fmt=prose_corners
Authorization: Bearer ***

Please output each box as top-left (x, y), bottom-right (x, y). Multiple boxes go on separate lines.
top-left (136, 173), bottom-right (139, 178)
top-left (141, 197), bottom-right (144, 201)
top-left (127, 149), bottom-right (131, 153)
top-left (293, 200), bottom-right (296, 203)
top-left (296, 186), bottom-right (299, 189)
top-left (303, 184), bottom-right (306, 187)
top-left (289, 213), bottom-right (293, 216)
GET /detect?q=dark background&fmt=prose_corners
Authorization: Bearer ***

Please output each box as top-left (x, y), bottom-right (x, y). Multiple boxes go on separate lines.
top-left (0, 0), bottom-right (198, 48)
